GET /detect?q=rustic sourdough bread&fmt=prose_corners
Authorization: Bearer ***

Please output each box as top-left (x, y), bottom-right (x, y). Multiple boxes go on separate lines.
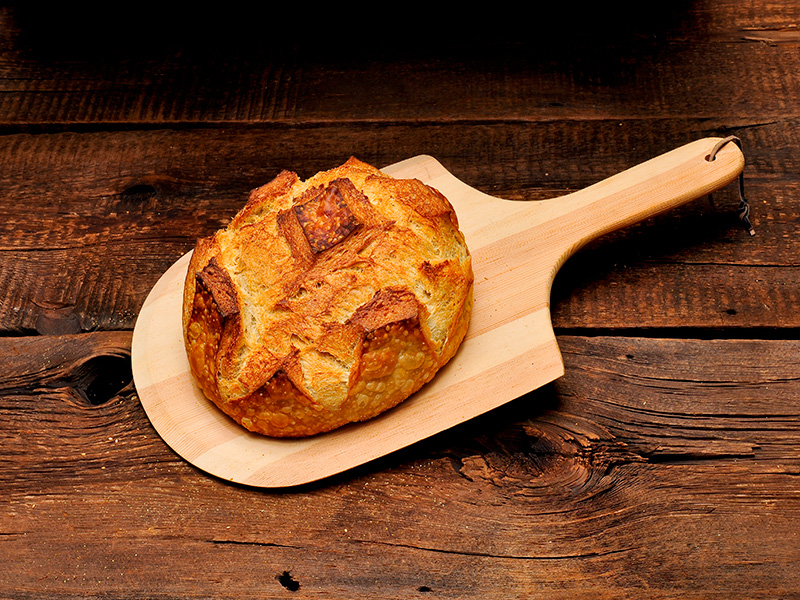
top-left (182, 157), bottom-right (473, 437)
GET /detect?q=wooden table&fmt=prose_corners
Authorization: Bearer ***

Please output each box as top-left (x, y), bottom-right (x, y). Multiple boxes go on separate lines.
top-left (3, 3), bottom-right (798, 598)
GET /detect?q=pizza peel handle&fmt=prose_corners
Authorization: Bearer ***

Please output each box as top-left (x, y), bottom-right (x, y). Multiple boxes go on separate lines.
top-left (385, 136), bottom-right (746, 354)
top-left (533, 137), bottom-right (746, 270)
top-left (132, 137), bottom-right (745, 488)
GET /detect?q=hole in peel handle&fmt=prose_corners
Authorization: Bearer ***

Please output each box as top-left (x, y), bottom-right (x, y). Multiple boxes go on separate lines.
top-left (550, 137), bottom-right (747, 260)
top-left (706, 136), bottom-right (755, 236)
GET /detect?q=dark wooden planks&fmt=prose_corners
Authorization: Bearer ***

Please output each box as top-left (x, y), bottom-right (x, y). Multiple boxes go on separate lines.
top-left (0, 120), bottom-right (794, 335)
top-left (0, 2), bottom-right (798, 127)
top-left (1, 333), bottom-right (798, 598)
top-left (0, 0), bottom-right (797, 597)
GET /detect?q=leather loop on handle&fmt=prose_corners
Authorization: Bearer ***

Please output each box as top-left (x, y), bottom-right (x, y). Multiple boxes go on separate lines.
top-left (707, 136), bottom-right (755, 236)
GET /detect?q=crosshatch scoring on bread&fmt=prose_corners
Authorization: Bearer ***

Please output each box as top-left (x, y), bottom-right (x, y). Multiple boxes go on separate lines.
top-left (293, 179), bottom-right (363, 253)
top-left (182, 157), bottom-right (474, 437)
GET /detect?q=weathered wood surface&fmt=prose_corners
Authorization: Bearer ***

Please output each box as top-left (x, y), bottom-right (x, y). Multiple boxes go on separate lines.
top-left (1, 123), bottom-right (796, 335)
top-left (1, 1), bottom-right (799, 598)
top-left (3, 333), bottom-right (799, 598)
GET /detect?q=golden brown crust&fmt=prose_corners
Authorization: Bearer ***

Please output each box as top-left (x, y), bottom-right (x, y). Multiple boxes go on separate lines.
top-left (293, 179), bottom-right (363, 253)
top-left (182, 157), bottom-right (473, 437)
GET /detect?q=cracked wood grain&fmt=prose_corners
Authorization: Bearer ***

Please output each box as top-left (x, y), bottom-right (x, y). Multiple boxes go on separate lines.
top-left (2, 335), bottom-right (798, 598)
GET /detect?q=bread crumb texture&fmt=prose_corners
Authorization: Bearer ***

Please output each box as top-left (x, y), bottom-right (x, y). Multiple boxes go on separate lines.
top-left (183, 157), bottom-right (473, 437)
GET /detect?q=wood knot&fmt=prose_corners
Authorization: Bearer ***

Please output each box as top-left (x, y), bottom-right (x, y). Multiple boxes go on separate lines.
top-left (70, 353), bottom-right (133, 406)
top-left (35, 305), bottom-right (82, 335)
top-left (115, 183), bottom-right (159, 214)
top-left (455, 418), bottom-right (637, 499)
top-left (114, 175), bottom-right (179, 213)
top-left (119, 183), bottom-right (158, 199)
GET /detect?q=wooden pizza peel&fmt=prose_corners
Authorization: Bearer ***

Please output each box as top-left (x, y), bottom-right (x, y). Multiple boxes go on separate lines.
top-left (131, 137), bottom-right (746, 488)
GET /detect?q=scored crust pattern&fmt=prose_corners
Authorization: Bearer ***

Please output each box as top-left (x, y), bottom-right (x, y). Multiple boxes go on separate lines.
top-left (182, 157), bottom-right (474, 437)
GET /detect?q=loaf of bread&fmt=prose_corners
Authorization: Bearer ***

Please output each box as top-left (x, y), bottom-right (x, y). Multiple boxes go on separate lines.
top-left (182, 157), bottom-right (473, 437)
